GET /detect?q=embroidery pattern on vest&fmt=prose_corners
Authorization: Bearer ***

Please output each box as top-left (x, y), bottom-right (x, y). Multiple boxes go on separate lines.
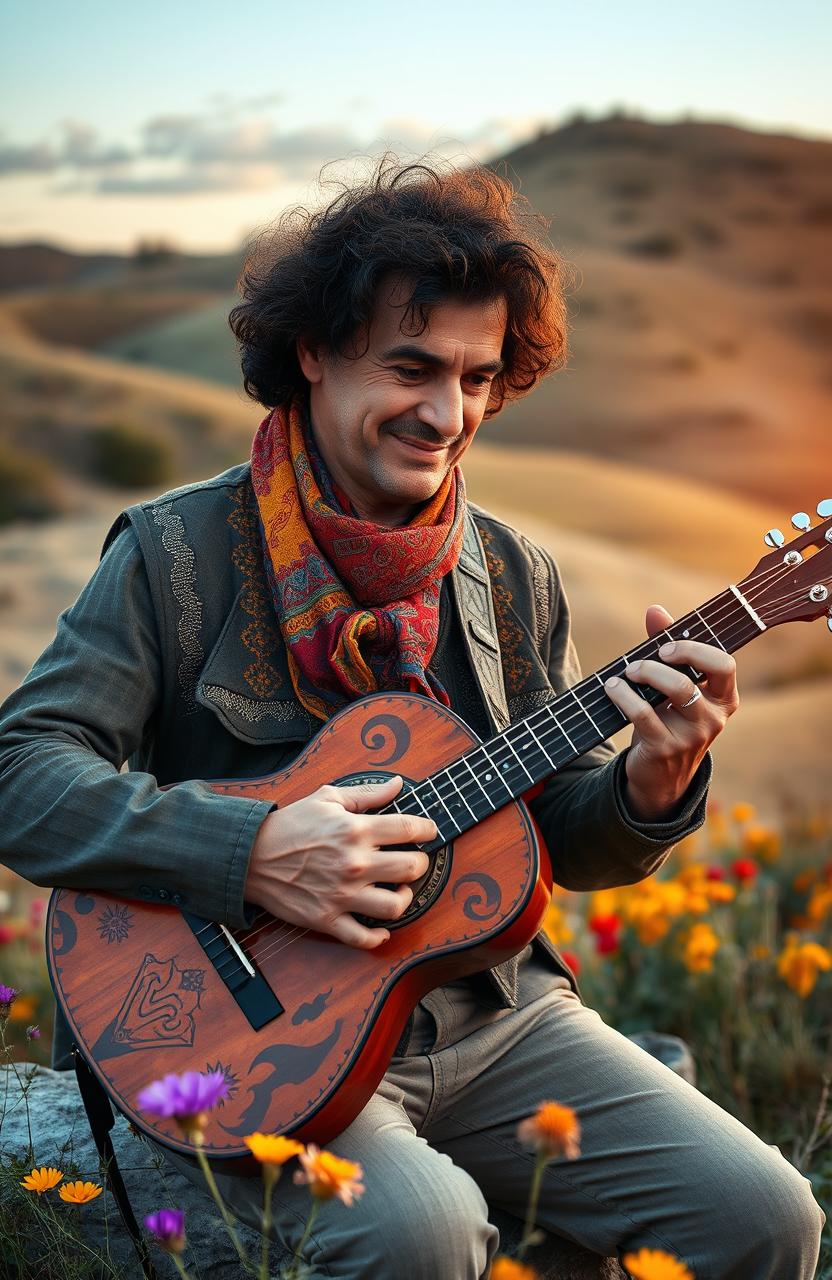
top-left (226, 485), bottom-right (285, 699)
top-left (152, 503), bottom-right (204, 715)
top-left (202, 684), bottom-right (310, 727)
top-left (526, 540), bottom-right (550, 652)
top-left (477, 523), bottom-right (533, 698)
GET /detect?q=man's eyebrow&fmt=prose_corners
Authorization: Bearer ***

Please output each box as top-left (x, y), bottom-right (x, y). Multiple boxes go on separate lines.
top-left (380, 344), bottom-right (505, 374)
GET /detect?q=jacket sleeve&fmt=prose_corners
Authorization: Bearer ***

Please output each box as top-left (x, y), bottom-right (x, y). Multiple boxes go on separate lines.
top-left (526, 545), bottom-right (711, 891)
top-left (0, 525), bottom-right (273, 929)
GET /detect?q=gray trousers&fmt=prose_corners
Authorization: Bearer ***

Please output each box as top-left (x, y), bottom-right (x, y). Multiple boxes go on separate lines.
top-left (175, 968), bottom-right (824, 1279)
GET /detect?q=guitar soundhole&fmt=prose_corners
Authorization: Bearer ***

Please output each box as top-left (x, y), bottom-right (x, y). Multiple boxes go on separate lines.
top-left (331, 771), bottom-right (453, 931)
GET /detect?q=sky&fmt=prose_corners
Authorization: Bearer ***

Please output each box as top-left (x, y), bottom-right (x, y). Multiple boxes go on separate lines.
top-left (2, 0), bottom-right (830, 253)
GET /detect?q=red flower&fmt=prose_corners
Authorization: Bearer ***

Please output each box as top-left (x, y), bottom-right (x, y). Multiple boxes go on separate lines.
top-left (589, 914), bottom-right (621, 955)
top-left (731, 858), bottom-right (758, 884)
top-left (705, 866), bottom-right (725, 881)
top-left (559, 949), bottom-right (581, 975)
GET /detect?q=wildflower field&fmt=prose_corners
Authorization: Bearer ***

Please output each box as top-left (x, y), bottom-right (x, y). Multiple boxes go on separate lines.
top-left (0, 798), bottom-right (829, 1278)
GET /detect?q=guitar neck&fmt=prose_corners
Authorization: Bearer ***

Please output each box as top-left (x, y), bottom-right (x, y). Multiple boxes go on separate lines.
top-left (396, 582), bottom-right (765, 849)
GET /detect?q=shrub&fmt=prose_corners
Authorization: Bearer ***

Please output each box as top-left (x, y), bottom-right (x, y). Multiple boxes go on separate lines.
top-left (0, 445), bottom-right (64, 526)
top-left (86, 424), bottom-right (174, 488)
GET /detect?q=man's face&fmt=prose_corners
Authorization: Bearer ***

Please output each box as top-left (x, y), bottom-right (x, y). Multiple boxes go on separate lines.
top-left (297, 277), bottom-right (507, 525)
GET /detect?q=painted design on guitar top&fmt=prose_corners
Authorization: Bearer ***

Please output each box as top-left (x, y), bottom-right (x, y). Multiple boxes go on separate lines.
top-left (97, 905), bottom-right (134, 944)
top-left (220, 1020), bottom-right (344, 1136)
top-left (52, 910), bottom-right (77, 957)
top-left (91, 955), bottom-right (204, 1061)
top-left (292, 988), bottom-right (333, 1025)
top-left (74, 894), bottom-right (95, 915)
top-left (452, 873), bottom-right (502, 922)
top-left (360, 714), bottom-right (410, 766)
top-left (203, 1061), bottom-right (239, 1109)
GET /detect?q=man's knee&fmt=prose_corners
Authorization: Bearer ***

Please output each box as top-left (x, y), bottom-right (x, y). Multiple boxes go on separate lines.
top-left (705, 1153), bottom-right (824, 1278)
top-left (290, 1153), bottom-right (497, 1280)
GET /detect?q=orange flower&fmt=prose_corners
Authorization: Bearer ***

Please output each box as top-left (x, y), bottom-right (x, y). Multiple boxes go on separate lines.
top-left (777, 941), bottom-right (832, 998)
top-left (517, 1101), bottom-right (581, 1160)
top-left (294, 1145), bottom-right (364, 1204)
top-left (683, 923), bottom-right (720, 973)
top-left (623, 1247), bottom-right (694, 1279)
top-left (20, 1166), bottom-right (63, 1194)
top-left (59, 1181), bottom-right (103, 1205)
top-left (244, 1133), bottom-right (304, 1166)
top-left (490, 1258), bottom-right (540, 1279)
top-left (742, 825), bottom-right (780, 863)
top-left (542, 901), bottom-right (573, 947)
top-left (730, 802), bottom-right (755, 824)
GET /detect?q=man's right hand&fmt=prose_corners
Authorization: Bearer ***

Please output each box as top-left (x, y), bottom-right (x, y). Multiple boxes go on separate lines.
top-left (245, 774), bottom-right (436, 949)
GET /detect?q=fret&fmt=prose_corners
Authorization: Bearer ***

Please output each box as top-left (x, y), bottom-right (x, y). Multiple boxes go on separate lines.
top-left (435, 767), bottom-right (479, 825)
top-left (523, 718), bottom-right (557, 775)
top-left (394, 786), bottom-right (451, 838)
top-left (566, 686), bottom-right (605, 737)
top-left (453, 753), bottom-right (499, 815)
top-left (422, 775), bottom-right (463, 835)
top-left (501, 731), bottom-right (535, 784)
top-left (468, 743), bottom-right (514, 802)
top-left (693, 608), bottom-right (727, 652)
top-left (540, 703), bottom-right (578, 754)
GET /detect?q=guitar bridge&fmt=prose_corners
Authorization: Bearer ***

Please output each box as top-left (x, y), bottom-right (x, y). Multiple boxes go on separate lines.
top-left (182, 911), bottom-right (283, 1031)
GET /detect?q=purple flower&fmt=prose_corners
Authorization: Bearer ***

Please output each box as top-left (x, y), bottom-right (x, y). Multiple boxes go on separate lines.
top-left (137, 1070), bottom-right (228, 1134)
top-left (25, 1025), bottom-right (40, 1041)
top-left (144, 1208), bottom-right (186, 1254)
top-left (0, 984), bottom-right (18, 1014)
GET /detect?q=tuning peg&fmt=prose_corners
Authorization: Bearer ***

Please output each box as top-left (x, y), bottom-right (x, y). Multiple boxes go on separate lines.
top-left (791, 512), bottom-right (812, 531)
top-left (764, 529), bottom-right (785, 548)
top-left (827, 618), bottom-right (832, 633)
top-left (817, 499), bottom-right (832, 518)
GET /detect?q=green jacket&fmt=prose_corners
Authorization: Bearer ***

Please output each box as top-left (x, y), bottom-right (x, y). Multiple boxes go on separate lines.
top-left (0, 463), bottom-right (711, 1068)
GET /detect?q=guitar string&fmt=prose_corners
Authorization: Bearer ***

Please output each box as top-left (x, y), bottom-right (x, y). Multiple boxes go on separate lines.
top-left (229, 548), bottom-right (830, 970)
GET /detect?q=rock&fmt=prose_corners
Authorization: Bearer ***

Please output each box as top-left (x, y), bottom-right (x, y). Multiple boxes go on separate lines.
top-left (0, 1064), bottom-right (635, 1278)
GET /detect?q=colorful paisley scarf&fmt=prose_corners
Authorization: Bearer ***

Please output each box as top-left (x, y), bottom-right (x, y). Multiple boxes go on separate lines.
top-left (250, 399), bottom-right (466, 722)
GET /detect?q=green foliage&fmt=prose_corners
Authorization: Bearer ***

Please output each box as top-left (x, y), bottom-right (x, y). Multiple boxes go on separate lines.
top-left (86, 423), bottom-right (174, 489)
top-left (0, 444), bottom-right (64, 526)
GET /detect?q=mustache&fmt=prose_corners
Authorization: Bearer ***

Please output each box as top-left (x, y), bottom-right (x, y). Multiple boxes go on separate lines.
top-left (381, 420), bottom-right (464, 447)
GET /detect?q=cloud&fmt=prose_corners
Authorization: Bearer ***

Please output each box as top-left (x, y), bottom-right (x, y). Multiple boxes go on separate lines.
top-left (0, 100), bottom-right (546, 196)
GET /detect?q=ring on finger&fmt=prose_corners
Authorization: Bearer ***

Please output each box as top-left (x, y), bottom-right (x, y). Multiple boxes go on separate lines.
top-left (676, 686), bottom-right (703, 710)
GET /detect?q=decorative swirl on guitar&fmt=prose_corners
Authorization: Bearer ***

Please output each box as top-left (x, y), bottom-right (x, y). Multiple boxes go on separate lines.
top-left (452, 873), bottom-right (502, 922)
top-left (360, 714), bottom-right (410, 766)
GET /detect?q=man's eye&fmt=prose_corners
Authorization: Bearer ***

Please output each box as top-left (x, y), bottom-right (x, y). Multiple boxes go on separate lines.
top-left (394, 367), bottom-right (423, 379)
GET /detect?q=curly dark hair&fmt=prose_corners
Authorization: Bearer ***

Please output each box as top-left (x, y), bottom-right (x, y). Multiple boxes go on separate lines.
top-left (228, 154), bottom-right (571, 418)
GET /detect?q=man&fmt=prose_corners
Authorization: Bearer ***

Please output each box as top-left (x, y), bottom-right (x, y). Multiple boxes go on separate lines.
top-left (0, 159), bottom-right (823, 1278)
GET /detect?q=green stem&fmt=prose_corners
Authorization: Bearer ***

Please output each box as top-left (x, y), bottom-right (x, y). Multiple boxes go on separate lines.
top-left (517, 1151), bottom-right (547, 1260)
top-left (171, 1251), bottom-right (196, 1280)
top-left (259, 1167), bottom-right (278, 1280)
top-left (193, 1137), bottom-right (253, 1273)
top-left (286, 1199), bottom-right (320, 1280)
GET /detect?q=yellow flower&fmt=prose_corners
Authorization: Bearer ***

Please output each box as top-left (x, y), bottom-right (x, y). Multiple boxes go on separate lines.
top-left (742, 825), bottom-right (781, 863)
top-left (703, 881), bottom-right (735, 905)
top-left (59, 1181), bottom-right (103, 1204)
top-left (683, 923), bottom-right (720, 973)
top-left (294, 1146), bottom-right (364, 1204)
top-left (622, 1247), bottom-right (694, 1279)
top-left (244, 1132), bottom-right (304, 1166)
top-left (777, 941), bottom-right (832, 998)
top-left (751, 944), bottom-right (771, 960)
top-left (806, 884), bottom-right (832, 925)
top-left (730, 802), bottom-right (755, 824)
top-left (542, 901), bottom-right (573, 947)
top-left (20, 1167), bottom-right (63, 1194)
top-left (517, 1101), bottom-right (581, 1160)
top-left (490, 1258), bottom-right (540, 1279)
top-left (8, 995), bottom-right (37, 1023)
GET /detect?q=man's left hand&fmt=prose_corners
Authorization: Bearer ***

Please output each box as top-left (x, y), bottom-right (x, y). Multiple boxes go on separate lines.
top-left (603, 603), bottom-right (739, 822)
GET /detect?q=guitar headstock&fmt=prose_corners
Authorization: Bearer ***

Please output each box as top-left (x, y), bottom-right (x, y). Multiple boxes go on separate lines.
top-left (739, 500), bottom-right (832, 630)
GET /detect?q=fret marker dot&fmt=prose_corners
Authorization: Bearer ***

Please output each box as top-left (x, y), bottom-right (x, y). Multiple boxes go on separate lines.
top-left (682, 629), bottom-right (690, 638)
top-left (485, 773), bottom-right (492, 781)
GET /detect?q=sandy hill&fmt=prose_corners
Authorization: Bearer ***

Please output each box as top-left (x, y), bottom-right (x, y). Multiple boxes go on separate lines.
top-left (2, 115), bottom-right (830, 509)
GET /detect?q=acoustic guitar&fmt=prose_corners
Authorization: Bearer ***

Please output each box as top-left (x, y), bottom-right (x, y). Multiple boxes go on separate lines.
top-left (47, 503), bottom-right (832, 1172)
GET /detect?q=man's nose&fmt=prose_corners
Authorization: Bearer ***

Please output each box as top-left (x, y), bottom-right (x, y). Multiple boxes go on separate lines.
top-left (418, 381), bottom-right (465, 439)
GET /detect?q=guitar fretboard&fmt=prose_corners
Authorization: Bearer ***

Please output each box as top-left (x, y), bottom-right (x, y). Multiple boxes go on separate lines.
top-left (391, 584), bottom-right (763, 849)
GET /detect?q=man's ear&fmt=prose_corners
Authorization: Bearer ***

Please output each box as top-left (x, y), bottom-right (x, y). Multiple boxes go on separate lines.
top-left (296, 336), bottom-right (327, 384)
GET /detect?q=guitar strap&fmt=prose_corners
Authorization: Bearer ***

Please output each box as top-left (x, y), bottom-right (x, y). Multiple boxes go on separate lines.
top-left (73, 1047), bottom-right (160, 1280)
top-left (451, 509), bottom-right (511, 733)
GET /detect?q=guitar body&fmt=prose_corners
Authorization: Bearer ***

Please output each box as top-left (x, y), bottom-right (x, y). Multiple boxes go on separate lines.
top-left (47, 692), bottom-right (552, 1172)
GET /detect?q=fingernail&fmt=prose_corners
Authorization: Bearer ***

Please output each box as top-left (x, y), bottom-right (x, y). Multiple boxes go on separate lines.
top-left (605, 677), bottom-right (621, 689)
top-left (625, 662), bottom-right (640, 677)
top-left (660, 641), bottom-right (676, 657)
